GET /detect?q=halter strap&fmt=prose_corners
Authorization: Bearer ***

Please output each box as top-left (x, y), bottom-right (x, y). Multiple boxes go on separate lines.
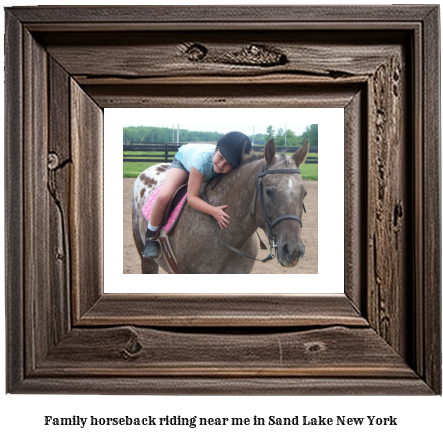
top-left (257, 166), bottom-right (303, 234)
top-left (270, 214), bottom-right (302, 229)
top-left (204, 164), bottom-right (306, 263)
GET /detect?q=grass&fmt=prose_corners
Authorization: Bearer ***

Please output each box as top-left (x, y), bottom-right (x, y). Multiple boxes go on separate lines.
top-left (299, 162), bottom-right (318, 181)
top-left (123, 162), bottom-right (160, 178)
top-left (123, 151), bottom-right (177, 178)
top-left (123, 152), bottom-right (318, 180)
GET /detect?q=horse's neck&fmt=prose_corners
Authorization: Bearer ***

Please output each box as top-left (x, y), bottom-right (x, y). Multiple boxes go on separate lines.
top-left (208, 158), bottom-right (263, 235)
top-left (235, 158), bottom-right (264, 200)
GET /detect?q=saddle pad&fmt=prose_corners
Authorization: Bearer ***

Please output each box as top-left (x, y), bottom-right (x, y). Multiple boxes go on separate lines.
top-left (142, 185), bottom-right (187, 235)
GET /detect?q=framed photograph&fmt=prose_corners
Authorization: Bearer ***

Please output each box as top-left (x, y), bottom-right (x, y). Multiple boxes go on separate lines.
top-left (116, 111), bottom-right (325, 278)
top-left (5, 5), bottom-right (441, 394)
top-left (111, 108), bottom-right (340, 296)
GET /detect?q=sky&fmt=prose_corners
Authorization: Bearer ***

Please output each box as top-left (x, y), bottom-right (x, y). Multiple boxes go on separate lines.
top-left (118, 108), bottom-right (320, 138)
top-left (123, 123), bottom-right (311, 137)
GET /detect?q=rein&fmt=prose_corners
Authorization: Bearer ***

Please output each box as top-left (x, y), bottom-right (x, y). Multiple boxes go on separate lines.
top-left (204, 164), bottom-right (305, 263)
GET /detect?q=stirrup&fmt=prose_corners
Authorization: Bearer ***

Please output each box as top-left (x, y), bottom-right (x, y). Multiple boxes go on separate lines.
top-left (142, 238), bottom-right (160, 259)
top-left (142, 227), bottom-right (160, 259)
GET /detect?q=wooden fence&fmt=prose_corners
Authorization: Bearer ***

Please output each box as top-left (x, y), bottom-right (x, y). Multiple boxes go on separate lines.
top-left (123, 142), bottom-right (318, 164)
top-left (251, 145), bottom-right (318, 164)
top-left (123, 142), bottom-right (181, 163)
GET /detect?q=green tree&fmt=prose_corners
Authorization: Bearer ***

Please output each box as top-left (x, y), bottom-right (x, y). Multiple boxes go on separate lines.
top-left (124, 126), bottom-right (229, 144)
top-left (265, 125), bottom-right (275, 141)
top-left (275, 128), bottom-right (285, 146)
top-left (284, 129), bottom-right (297, 147)
top-left (301, 124), bottom-right (318, 147)
top-left (253, 133), bottom-right (266, 145)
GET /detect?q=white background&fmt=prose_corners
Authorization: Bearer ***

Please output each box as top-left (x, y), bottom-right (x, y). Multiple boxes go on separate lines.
top-left (106, 108), bottom-right (343, 292)
top-left (1, 1), bottom-right (442, 438)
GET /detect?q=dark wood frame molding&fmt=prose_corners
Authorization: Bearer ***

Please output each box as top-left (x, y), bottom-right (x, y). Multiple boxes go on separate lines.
top-left (5, 6), bottom-right (441, 394)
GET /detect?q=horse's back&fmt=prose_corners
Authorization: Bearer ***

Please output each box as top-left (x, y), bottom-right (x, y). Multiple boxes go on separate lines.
top-left (131, 162), bottom-right (257, 274)
top-left (133, 163), bottom-right (169, 211)
top-left (132, 164), bottom-right (169, 260)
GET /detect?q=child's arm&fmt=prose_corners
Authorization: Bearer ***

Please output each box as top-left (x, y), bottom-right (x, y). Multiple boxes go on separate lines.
top-left (187, 167), bottom-right (230, 229)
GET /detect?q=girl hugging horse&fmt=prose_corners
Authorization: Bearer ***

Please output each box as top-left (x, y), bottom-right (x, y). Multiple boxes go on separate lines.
top-left (142, 131), bottom-right (252, 258)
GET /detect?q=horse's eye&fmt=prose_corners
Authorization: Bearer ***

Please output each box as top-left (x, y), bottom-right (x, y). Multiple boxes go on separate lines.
top-left (304, 191), bottom-right (308, 197)
top-left (265, 187), bottom-right (273, 197)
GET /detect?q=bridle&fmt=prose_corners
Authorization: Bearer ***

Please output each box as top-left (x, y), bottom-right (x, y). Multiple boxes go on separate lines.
top-left (255, 165), bottom-right (305, 259)
top-left (204, 164), bottom-right (305, 263)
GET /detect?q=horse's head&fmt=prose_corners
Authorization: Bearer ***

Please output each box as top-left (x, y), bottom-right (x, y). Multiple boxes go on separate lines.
top-left (257, 137), bottom-right (309, 267)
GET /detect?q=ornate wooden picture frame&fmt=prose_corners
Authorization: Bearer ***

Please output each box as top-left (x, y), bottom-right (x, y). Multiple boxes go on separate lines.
top-left (5, 6), bottom-right (441, 394)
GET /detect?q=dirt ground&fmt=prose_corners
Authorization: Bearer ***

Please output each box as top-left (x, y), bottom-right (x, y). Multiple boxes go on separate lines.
top-left (124, 178), bottom-right (318, 274)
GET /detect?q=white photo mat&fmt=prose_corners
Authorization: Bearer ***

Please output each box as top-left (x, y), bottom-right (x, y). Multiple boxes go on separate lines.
top-left (104, 108), bottom-right (344, 293)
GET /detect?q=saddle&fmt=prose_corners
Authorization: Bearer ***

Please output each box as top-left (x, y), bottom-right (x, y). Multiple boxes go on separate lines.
top-left (141, 184), bottom-right (188, 274)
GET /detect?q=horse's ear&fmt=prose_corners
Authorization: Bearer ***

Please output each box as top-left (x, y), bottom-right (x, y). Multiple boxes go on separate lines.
top-left (264, 138), bottom-right (276, 164)
top-left (291, 139), bottom-right (309, 167)
top-left (240, 137), bottom-right (253, 164)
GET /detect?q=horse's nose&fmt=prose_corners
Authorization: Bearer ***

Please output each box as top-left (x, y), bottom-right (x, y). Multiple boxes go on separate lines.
top-left (281, 242), bottom-right (305, 265)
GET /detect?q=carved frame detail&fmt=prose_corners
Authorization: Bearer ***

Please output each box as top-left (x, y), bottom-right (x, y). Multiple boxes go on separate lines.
top-left (5, 5), bottom-right (441, 394)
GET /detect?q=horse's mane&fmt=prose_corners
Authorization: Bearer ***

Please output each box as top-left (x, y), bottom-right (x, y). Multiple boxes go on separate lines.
top-left (240, 150), bottom-right (263, 165)
top-left (240, 150), bottom-right (290, 167)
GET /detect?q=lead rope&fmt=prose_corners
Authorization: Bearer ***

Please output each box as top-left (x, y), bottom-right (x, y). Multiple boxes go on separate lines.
top-left (203, 178), bottom-right (276, 262)
top-left (203, 165), bottom-right (306, 263)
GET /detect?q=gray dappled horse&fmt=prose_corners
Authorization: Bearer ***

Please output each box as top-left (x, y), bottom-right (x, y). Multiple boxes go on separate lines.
top-left (132, 138), bottom-right (309, 274)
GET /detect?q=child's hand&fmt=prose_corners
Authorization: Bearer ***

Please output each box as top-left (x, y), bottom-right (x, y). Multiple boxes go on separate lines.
top-left (212, 205), bottom-right (230, 229)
